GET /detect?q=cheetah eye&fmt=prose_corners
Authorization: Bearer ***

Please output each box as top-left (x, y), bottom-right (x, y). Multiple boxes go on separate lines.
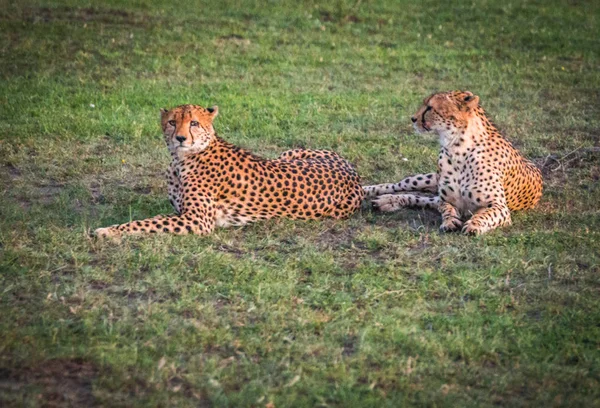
top-left (168, 120), bottom-right (176, 127)
top-left (190, 121), bottom-right (199, 127)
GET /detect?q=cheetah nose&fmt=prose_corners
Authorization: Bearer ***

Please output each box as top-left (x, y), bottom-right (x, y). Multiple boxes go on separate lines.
top-left (175, 135), bottom-right (186, 143)
top-left (411, 117), bottom-right (417, 123)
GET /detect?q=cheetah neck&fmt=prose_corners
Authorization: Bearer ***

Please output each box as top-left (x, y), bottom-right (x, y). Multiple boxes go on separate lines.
top-left (171, 135), bottom-right (263, 178)
top-left (439, 112), bottom-right (492, 157)
top-left (170, 136), bottom-right (217, 177)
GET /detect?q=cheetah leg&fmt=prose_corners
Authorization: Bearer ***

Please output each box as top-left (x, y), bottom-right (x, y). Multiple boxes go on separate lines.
top-left (372, 193), bottom-right (440, 212)
top-left (332, 185), bottom-right (365, 219)
top-left (462, 203), bottom-right (512, 235)
top-left (363, 173), bottom-right (438, 199)
top-left (95, 198), bottom-right (216, 238)
top-left (439, 202), bottom-right (463, 233)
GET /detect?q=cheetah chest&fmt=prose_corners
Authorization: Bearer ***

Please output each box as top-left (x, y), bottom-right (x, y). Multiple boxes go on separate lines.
top-left (437, 149), bottom-right (479, 215)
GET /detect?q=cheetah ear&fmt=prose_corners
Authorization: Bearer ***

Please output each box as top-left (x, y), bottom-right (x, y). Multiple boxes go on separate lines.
top-left (462, 92), bottom-right (479, 109)
top-left (206, 105), bottom-right (219, 118)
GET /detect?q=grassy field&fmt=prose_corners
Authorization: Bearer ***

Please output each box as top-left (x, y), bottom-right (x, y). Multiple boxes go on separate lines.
top-left (1, 0), bottom-right (599, 406)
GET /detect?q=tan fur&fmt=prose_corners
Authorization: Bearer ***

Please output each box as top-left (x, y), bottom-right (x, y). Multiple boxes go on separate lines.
top-left (95, 105), bottom-right (364, 238)
top-left (364, 91), bottom-right (543, 235)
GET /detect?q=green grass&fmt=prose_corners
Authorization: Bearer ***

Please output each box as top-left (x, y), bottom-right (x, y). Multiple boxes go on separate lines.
top-left (1, 0), bottom-right (599, 406)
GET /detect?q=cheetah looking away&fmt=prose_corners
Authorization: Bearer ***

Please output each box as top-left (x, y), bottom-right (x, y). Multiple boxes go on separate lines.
top-left (95, 105), bottom-right (364, 238)
top-left (363, 91), bottom-right (543, 235)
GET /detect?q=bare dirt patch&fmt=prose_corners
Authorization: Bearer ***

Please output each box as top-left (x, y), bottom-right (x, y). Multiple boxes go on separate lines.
top-left (534, 147), bottom-right (600, 188)
top-left (318, 10), bottom-right (361, 24)
top-left (16, 6), bottom-right (153, 27)
top-left (369, 208), bottom-right (440, 231)
top-left (215, 34), bottom-right (251, 47)
top-left (0, 165), bottom-right (65, 210)
top-left (315, 224), bottom-right (358, 250)
top-left (341, 334), bottom-right (358, 357)
top-left (0, 358), bottom-right (99, 407)
top-left (537, 147), bottom-right (600, 173)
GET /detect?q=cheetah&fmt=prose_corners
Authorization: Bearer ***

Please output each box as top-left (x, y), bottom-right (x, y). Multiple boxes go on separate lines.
top-left (95, 104), bottom-right (364, 238)
top-left (363, 91), bottom-right (543, 235)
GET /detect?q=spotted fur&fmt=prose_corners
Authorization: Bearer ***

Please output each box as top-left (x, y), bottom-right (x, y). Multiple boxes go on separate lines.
top-left (95, 104), bottom-right (364, 238)
top-left (364, 91), bottom-right (543, 235)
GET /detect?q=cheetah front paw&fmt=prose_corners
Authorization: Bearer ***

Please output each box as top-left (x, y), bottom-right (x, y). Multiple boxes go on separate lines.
top-left (439, 217), bottom-right (463, 233)
top-left (371, 194), bottom-right (406, 212)
top-left (94, 226), bottom-right (121, 240)
top-left (461, 220), bottom-right (491, 235)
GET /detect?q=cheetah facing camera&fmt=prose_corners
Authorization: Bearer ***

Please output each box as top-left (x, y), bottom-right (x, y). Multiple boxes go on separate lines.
top-left (95, 104), bottom-right (364, 238)
top-left (363, 91), bottom-right (543, 235)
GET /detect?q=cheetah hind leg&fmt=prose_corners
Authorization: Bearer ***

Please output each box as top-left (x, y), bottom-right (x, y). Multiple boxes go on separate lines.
top-left (331, 185), bottom-right (365, 218)
top-left (372, 194), bottom-right (439, 213)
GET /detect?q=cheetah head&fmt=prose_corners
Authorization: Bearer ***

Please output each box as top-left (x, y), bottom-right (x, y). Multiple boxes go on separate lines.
top-left (160, 104), bottom-right (219, 156)
top-left (411, 90), bottom-right (480, 136)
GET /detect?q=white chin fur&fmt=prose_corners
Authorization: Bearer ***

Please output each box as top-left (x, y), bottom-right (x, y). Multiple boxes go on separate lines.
top-left (175, 141), bottom-right (210, 156)
top-left (413, 123), bottom-right (429, 134)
